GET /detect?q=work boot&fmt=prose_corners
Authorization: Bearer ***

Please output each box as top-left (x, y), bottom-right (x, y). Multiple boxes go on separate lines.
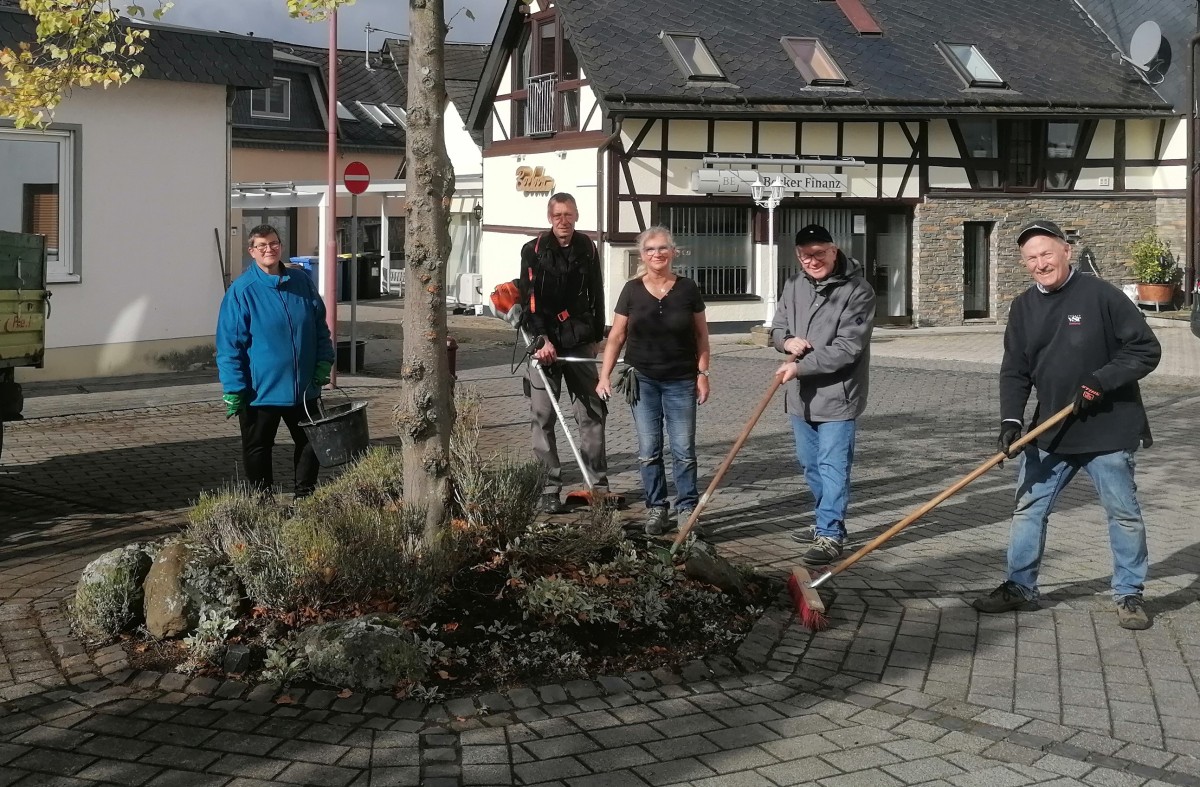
top-left (539, 492), bottom-right (567, 514)
top-left (644, 506), bottom-right (669, 535)
top-left (676, 508), bottom-right (701, 538)
top-left (971, 581), bottom-right (1038, 614)
top-left (800, 536), bottom-right (843, 567)
top-left (1116, 595), bottom-right (1151, 630)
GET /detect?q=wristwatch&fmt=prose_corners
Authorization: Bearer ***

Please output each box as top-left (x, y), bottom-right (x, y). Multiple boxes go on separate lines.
top-left (697, 369), bottom-right (710, 377)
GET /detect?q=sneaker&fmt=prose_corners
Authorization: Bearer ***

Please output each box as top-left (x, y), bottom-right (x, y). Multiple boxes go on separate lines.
top-left (971, 581), bottom-right (1038, 614)
top-left (789, 526), bottom-right (815, 545)
top-left (539, 493), bottom-right (568, 514)
top-left (644, 506), bottom-right (669, 535)
top-left (676, 508), bottom-right (701, 538)
top-left (800, 536), bottom-right (843, 567)
top-left (1116, 595), bottom-right (1151, 630)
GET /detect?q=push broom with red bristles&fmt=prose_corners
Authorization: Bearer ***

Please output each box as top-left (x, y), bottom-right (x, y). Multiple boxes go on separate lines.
top-left (789, 402), bottom-right (1076, 631)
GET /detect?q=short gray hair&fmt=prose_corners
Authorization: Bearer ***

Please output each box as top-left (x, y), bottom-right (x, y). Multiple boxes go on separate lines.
top-left (636, 225), bottom-right (675, 252)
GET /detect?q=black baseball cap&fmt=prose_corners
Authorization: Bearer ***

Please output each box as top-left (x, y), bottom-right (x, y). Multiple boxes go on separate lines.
top-left (1017, 220), bottom-right (1066, 246)
top-left (794, 224), bottom-right (834, 246)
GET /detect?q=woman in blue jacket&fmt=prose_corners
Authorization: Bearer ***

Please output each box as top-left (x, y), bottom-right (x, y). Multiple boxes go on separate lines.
top-left (216, 225), bottom-right (335, 498)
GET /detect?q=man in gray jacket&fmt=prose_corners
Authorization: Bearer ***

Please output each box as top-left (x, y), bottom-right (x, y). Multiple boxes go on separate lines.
top-left (770, 224), bottom-right (876, 566)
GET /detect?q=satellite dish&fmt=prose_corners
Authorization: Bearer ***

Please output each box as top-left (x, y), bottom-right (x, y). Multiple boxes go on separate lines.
top-left (1120, 20), bottom-right (1170, 84)
top-left (1130, 21), bottom-right (1163, 68)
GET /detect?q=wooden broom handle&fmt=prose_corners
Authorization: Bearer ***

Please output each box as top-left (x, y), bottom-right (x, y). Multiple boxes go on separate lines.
top-left (671, 354), bottom-right (798, 552)
top-left (819, 402), bottom-right (1075, 581)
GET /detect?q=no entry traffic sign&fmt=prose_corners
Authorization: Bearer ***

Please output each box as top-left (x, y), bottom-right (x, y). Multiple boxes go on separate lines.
top-left (343, 161), bottom-right (370, 195)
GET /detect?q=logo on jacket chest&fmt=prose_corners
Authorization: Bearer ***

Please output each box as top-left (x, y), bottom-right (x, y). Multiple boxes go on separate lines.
top-left (1067, 314), bottom-right (1082, 326)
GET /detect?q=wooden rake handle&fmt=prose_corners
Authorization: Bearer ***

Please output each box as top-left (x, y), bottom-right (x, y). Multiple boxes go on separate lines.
top-left (809, 402), bottom-right (1075, 587)
top-left (670, 354), bottom-right (798, 554)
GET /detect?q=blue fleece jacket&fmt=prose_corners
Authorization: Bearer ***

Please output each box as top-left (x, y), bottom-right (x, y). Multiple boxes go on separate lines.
top-left (216, 264), bottom-right (335, 407)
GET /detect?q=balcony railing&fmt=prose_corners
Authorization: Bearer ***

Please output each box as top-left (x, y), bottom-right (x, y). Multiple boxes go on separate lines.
top-left (525, 72), bottom-right (557, 137)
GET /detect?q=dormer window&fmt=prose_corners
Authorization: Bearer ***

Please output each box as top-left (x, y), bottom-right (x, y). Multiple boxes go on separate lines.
top-left (251, 77), bottom-right (291, 120)
top-left (357, 102), bottom-right (396, 127)
top-left (781, 37), bottom-right (848, 86)
top-left (661, 32), bottom-right (725, 81)
top-left (336, 102), bottom-right (357, 121)
top-left (940, 42), bottom-right (1005, 88)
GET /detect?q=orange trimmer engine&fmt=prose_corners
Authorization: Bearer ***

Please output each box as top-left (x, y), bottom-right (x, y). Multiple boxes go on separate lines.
top-left (490, 281), bottom-right (522, 322)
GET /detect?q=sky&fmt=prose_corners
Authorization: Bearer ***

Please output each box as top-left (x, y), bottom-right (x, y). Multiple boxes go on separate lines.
top-left (160, 0), bottom-right (504, 49)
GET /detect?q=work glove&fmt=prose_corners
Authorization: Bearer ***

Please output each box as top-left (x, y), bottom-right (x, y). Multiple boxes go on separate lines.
top-left (223, 392), bottom-right (246, 419)
top-left (997, 421), bottom-right (1023, 458)
top-left (1073, 374), bottom-right (1103, 416)
top-left (313, 360), bottom-right (332, 387)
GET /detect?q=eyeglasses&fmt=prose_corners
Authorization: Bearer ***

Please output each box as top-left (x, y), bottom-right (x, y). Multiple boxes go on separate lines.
top-left (642, 245), bottom-right (673, 255)
top-left (250, 242), bottom-right (282, 252)
top-left (799, 247), bottom-right (833, 262)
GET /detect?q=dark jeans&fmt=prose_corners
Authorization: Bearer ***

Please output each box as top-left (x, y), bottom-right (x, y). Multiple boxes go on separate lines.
top-left (238, 402), bottom-right (320, 497)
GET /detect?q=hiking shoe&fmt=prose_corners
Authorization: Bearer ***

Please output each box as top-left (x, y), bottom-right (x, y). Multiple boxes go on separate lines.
top-left (539, 493), bottom-right (568, 514)
top-left (971, 581), bottom-right (1038, 614)
top-left (676, 508), bottom-right (703, 538)
top-left (800, 536), bottom-right (843, 567)
top-left (644, 506), bottom-right (669, 535)
top-left (1116, 595), bottom-right (1151, 630)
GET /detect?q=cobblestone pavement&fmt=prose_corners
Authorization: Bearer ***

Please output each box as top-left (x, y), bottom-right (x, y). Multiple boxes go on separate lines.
top-left (2, 322), bottom-right (1199, 787)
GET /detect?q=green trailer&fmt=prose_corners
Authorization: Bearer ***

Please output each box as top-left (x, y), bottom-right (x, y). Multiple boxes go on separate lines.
top-left (0, 231), bottom-right (50, 459)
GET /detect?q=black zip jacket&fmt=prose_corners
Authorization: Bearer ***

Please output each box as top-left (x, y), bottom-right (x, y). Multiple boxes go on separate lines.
top-left (518, 231), bottom-right (604, 351)
top-left (1000, 271), bottom-right (1160, 454)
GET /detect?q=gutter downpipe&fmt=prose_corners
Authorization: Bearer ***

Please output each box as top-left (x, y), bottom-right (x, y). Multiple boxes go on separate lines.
top-left (596, 121), bottom-right (623, 284)
top-left (1189, 32), bottom-right (1200, 307)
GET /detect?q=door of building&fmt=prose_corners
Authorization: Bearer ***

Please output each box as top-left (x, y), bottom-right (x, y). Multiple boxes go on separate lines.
top-left (778, 207), bottom-right (911, 325)
top-left (240, 208), bottom-right (298, 269)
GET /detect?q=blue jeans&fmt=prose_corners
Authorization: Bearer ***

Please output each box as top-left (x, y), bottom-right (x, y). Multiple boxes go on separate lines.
top-left (1007, 447), bottom-right (1148, 600)
top-left (631, 374), bottom-right (699, 511)
top-left (791, 417), bottom-right (857, 540)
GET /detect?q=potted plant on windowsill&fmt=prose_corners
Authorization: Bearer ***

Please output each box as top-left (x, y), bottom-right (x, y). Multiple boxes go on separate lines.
top-left (1130, 230), bottom-right (1177, 305)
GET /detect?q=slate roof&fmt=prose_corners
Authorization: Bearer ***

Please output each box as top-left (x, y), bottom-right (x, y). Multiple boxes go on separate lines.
top-left (473, 0), bottom-right (1173, 123)
top-left (385, 39), bottom-right (490, 145)
top-left (1074, 0), bottom-right (1191, 111)
top-left (0, 5), bottom-right (271, 89)
top-left (233, 43), bottom-right (406, 152)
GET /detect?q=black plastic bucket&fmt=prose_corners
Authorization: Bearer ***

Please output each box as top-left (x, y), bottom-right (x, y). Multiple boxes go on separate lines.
top-left (300, 398), bottom-right (370, 468)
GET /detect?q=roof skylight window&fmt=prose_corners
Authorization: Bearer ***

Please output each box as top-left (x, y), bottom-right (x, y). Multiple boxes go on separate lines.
top-left (382, 104), bottom-right (408, 128)
top-left (781, 37), bottom-right (848, 86)
top-left (336, 102), bottom-right (358, 121)
top-left (357, 102), bottom-right (396, 127)
top-left (660, 32), bottom-right (725, 81)
top-left (940, 42), bottom-right (1005, 88)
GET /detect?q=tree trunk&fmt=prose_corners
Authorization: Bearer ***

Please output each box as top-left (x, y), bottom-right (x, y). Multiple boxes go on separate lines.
top-left (396, 0), bottom-right (455, 538)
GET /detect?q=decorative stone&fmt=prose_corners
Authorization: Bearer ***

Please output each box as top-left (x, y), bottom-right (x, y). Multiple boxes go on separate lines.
top-left (73, 543), bottom-right (154, 640)
top-left (222, 643), bottom-right (253, 674)
top-left (143, 540), bottom-right (245, 639)
top-left (296, 614), bottom-right (427, 691)
top-left (682, 541), bottom-right (746, 595)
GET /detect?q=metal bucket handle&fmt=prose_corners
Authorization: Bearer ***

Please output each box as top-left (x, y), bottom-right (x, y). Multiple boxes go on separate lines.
top-left (302, 387), bottom-right (350, 424)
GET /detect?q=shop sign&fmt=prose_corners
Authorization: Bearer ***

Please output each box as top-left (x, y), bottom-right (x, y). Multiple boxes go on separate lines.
top-left (691, 169), bottom-right (848, 195)
top-left (516, 166), bottom-right (556, 193)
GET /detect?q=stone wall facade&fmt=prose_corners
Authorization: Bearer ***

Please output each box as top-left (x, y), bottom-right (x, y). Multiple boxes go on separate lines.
top-left (912, 195), bottom-right (1183, 326)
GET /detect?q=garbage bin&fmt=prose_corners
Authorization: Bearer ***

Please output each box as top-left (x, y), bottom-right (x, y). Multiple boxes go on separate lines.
top-left (336, 253), bottom-right (382, 301)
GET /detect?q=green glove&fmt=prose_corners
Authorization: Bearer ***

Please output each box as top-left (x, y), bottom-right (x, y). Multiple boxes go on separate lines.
top-left (313, 360), bottom-right (332, 386)
top-left (223, 392), bottom-right (246, 419)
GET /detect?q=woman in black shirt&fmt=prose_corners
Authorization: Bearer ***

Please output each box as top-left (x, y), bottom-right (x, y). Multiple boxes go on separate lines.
top-left (597, 226), bottom-right (710, 535)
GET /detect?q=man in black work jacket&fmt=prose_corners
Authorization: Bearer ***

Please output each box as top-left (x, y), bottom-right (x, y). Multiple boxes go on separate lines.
top-left (519, 192), bottom-right (608, 513)
top-left (972, 219), bottom-right (1161, 630)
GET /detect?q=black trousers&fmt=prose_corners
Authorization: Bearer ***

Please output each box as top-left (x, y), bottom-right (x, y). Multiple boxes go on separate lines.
top-left (238, 402), bottom-right (319, 497)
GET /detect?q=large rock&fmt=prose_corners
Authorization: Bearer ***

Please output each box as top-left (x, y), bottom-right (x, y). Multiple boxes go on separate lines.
top-left (682, 541), bottom-right (746, 595)
top-left (297, 615), bottom-right (426, 691)
top-left (143, 540), bottom-right (245, 639)
top-left (73, 543), bottom-right (154, 641)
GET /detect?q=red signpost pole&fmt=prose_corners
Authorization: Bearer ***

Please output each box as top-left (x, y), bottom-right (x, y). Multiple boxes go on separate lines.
top-left (324, 10), bottom-right (339, 385)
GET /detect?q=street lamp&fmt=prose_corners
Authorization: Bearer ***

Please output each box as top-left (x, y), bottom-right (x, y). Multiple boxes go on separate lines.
top-left (751, 175), bottom-right (786, 325)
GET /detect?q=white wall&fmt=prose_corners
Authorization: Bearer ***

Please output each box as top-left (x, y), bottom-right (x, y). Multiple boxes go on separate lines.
top-left (445, 101), bottom-right (482, 178)
top-left (35, 79), bottom-right (229, 366)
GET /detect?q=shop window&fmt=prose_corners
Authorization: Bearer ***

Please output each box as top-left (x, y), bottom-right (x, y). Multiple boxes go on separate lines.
top-left (939, 42), bottom-right (1005, 88)
top-left (511, 13), bottom-right (582, 138)
top-left (251, 77), bottom-right (291, 120)
top-left (781, 37), bottom-right (848, 86)
top-left (661, 33), bottom-right (725, 81)
top-left (659, 205), bottom-right (752, 298)
top-left (1, 128), bottom-right (77, 281)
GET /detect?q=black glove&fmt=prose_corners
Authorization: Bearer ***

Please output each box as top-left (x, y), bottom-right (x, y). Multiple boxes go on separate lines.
top-left (998, 421), bottom-right (1023, 457)
top-left (1073, 374), bottom-right (1104, 416)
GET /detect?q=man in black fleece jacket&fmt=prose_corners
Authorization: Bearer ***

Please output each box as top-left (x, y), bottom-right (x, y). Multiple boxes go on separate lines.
top-left (972, 220), bottom-right (1161, 630)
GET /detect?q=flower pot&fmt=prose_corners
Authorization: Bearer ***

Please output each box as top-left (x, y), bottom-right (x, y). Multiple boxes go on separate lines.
top-left (1136, 283), bottom-right (1175, 305)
